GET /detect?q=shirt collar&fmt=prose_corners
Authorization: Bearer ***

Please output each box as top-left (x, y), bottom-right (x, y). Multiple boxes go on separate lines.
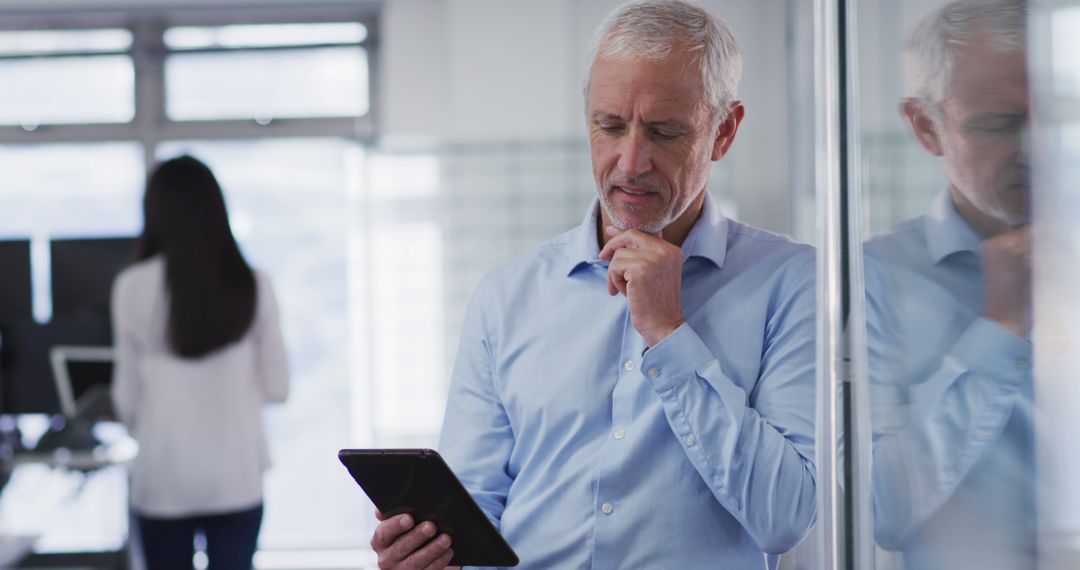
top-left (564, 192), bottom-right (729, 276)
top-left (925, 190), bottom-right (982, 264)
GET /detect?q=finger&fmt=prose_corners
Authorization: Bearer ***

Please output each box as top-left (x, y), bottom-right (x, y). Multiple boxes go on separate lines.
top-left (999, 226), bottom-right (1031, 245)
top-left (604, 253), bottom-right (630, 295)
top-left (607, 224), bottom-right (662, 241)
top-left (604, 229), bottom-right (629, 294)
top-left (401, 533), bottom-right (453, 570)
top-left (610, 246), bottom-right (657, 273)
top-left (1004, 225), bottom-right (1030, 240)
top-left (371, 514), bottom-right (413, 551)
top-left (386, 522), bottom-right (441, 566)
top-left (1013, 228), bottom-right (1033, 250)
top-left (610, 244), bottom-right (654, 262)
top-left (609, 269), bottom-right (626, 295)
top-left (599, 229), bottom-right (647, 260)
top-left (607, 259), bottom-right (629, 296)
top-left (375, 509), bottom-right (385, 522)
top-left (421, 547), bottom-right (455, 570)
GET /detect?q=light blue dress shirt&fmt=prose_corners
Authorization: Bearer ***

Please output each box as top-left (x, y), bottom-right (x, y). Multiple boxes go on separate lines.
top-left (865, 192), bottom-right (1035, 569)
top-left (439, 195), bottom-right (817, 569)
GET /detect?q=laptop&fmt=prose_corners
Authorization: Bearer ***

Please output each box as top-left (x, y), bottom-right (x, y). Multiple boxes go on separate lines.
top-left (48, 346), bottom-right (114, 420)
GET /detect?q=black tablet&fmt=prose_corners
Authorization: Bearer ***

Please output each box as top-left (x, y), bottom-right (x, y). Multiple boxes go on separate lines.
top-left (339, 448), bottom-right (519, 567)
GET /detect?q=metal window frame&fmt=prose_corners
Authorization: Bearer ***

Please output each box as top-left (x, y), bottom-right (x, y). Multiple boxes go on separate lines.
top-left (0, 3), bottom-right (382, 172)
top-left (815, 0), bottom-right (874, 568)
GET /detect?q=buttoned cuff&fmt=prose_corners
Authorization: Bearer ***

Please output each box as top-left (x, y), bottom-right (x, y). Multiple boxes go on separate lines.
top-left (951, 316), bottom-right (1032, 386)
top-left (640, 322), bottom-right (736, 397)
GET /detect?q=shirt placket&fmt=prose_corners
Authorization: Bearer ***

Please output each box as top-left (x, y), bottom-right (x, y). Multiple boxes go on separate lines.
top-left (590, 306), bottom-right (645, 570)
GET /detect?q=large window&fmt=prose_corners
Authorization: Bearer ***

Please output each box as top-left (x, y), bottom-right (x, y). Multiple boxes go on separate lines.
top-left (163, 23), bottom-right (370, 121)
top-left (0, 29), bottom-right (134, 127)
top-left (0, 8), bottom-right (379, 565)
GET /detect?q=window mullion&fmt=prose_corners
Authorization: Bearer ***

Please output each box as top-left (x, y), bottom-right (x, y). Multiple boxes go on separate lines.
top-left (132, 19), bottom-right (166, 171)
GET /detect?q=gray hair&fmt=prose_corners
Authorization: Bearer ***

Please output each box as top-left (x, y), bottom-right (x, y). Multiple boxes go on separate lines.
top-left (904, 0), bottom-right (1027, 111)
top-left (583, 0), bottom-right (742, 119)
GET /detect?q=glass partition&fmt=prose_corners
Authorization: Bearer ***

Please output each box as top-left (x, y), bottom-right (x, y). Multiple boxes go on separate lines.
top-left (1030, 1), bottom-right (1080, 568)
top-left (827, 0), bottom-right (1075, 568)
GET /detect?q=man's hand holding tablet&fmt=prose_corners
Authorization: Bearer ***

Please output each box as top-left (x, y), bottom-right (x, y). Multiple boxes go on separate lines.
top-left (371, 510), bottom-right (458, 570)
top-left (339, 449), bottom-right (519, 569)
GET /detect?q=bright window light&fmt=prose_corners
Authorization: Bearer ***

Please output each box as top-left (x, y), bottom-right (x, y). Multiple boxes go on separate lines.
top-left (371, 223), bottom-right (445, 437)
top-left (165, 47), bottom-right (368, 120)
top-left (1052, 6), bottom-right (1080, 97)
top-left (0, 29), bottom-right (131, 56)
top-left (164, 23), bottom-right (367, 50)
top-left (0, 56), bottom-right (134, 126)
top-left (369, 154), bottom-right (441, 199)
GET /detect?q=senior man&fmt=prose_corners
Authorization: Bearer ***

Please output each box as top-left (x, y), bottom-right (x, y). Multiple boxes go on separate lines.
top-left (371, 1), bottom-right (817, 568)
top-left (866, 1), bottom-right (1034, 568)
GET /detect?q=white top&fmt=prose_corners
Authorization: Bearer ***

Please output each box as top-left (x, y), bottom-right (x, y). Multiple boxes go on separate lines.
top-left (111, 256), bottom-right (290, 517)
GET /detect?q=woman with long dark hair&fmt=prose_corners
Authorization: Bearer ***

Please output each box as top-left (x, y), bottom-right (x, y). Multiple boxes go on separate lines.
top-left (111, 155), bottom-right (289, 570)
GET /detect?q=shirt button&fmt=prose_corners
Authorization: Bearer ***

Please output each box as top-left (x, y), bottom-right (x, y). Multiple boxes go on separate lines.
top-left (1016, 359), bottom-right (1030, 370)
top-left (613, 429), bottom-right (625, 440)
top-left (601, 502), bottom-right (614, 515)
top-left (685, 435), bottom-right (695, 446)
top-left (648, 367), bottom-right (660, 378)
top-left (624, 360), bottom-right (635, 371)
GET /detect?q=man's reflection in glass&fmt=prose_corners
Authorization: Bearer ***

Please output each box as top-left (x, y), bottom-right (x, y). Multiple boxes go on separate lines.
top-left (865, 1), bottom-right (1034, 568)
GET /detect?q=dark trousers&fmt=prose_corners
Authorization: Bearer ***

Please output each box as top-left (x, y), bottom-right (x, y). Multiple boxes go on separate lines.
top-left (136, 503), bottom-right (263, 570)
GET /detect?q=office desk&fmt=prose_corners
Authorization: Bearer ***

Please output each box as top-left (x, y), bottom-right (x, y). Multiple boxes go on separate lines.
top-left (0, 436), bottom-right (133, 569)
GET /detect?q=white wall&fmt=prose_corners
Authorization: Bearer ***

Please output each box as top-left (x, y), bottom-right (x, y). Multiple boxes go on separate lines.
top-left (379, 0), bottom-right (796, 232)
top-left (856, 0), bottom-right (946, 135)
top-left (380, 0), bottom-right (576, 141)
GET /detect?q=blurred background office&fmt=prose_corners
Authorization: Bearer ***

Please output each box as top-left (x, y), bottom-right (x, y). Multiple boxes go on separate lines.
top-left (0, 0), bottom-right (1078, 568)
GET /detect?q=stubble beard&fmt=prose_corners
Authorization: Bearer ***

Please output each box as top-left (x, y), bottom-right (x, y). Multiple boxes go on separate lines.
top-left (942, 128), bottom-right (1032, 228)
top-left (969, 174), bottom-right (1032, 228)
top-left (597, 174), bottom-right (674, 234)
